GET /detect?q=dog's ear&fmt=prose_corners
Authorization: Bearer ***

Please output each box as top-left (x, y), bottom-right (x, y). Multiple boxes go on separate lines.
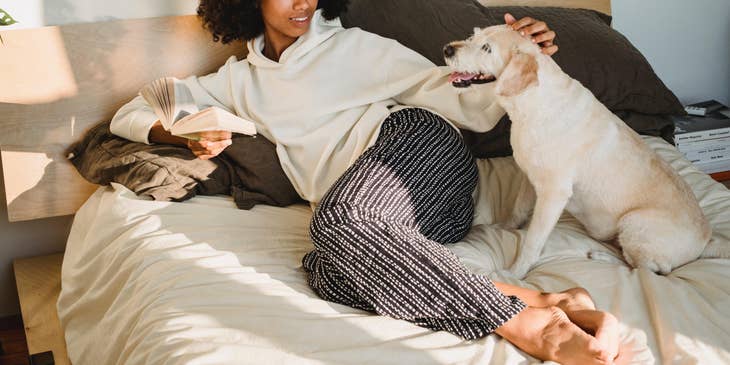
top-left (496, 51), bottom-right (539, 97)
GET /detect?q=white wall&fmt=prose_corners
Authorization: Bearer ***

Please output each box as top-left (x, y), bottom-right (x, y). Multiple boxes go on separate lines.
top-left (1, 0), bottom-right (729, 317)
top-left (612, 0), bottom-right (730, 106)
top-left (2, 0), bottom-right (197, 29)
top-left (0, 0), bottom-right (198, 317)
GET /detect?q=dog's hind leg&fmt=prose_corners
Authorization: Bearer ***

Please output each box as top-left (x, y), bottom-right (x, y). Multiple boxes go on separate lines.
top-left (503, 175), bottom-right (536, 229)
top-left (618, 209), bottom-right (706, 275)
top-left (510, 182), bottom-right (572, 278)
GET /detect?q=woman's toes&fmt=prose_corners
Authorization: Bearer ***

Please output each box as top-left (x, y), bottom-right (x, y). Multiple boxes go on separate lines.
top-left (559, 287), bottom-right (596, 311)
top-left (594, 312), bottom-right (620, 361)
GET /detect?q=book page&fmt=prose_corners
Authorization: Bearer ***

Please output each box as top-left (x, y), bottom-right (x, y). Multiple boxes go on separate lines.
top-left (170, 78), bottom-right (198, 129)
top-left (140, 77), bottom-right (199, 130)
top-left (140, 78), bottom-right (169, 126)
top-left (171, 106), bottom-right (257, 139)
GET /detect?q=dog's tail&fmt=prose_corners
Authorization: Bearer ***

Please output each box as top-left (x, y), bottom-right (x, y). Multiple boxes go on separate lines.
top-left (700, 237), bottom-right (730, 259)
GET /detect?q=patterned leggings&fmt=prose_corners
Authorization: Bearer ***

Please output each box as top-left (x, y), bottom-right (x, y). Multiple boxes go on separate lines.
top-left (303, 108), bottom-right (525, 340)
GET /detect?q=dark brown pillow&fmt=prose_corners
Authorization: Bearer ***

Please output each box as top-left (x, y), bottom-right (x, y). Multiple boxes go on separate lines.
top-left (341, 0), bottom-right (683, 157)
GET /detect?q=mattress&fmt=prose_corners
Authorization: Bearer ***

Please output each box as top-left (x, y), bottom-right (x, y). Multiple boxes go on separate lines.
top-left (58, 136), bottom-right (730, 364)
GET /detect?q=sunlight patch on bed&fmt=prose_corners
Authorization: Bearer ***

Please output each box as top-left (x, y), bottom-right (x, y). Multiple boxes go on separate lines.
top-left (674, 332), bottom-right (730, 363)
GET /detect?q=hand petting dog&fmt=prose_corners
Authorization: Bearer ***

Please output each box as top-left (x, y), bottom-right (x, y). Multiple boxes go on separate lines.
top-left (505, 13), bottom-right (558, 55)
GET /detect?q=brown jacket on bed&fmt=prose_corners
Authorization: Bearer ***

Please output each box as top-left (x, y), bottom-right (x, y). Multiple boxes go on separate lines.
top-left (68, 122), bottom-right (303, 209)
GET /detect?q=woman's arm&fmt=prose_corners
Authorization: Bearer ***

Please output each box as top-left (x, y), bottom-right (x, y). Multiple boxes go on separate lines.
top-left (148, 121), bottom-right (233, 160)
top-left (389, 15), bottom-right (559, 133)
top-left (388, 51), bottom-right (506, 133)
top-left (109, 94), bottom-right (161, 144)
top-left (148, 121), bottom-right (187, 147)
top-left (110, 56), bottom-right (241, 158)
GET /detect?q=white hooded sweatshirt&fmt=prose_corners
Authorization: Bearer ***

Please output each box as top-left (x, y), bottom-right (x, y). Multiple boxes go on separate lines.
top-left (110, 10), bottom-right (504, 203)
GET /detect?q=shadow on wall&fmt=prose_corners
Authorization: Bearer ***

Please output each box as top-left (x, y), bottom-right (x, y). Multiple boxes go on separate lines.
top-left (0, 16), bottom-right (127, 222)
top-left (0, 162), bottom-right (73, 251)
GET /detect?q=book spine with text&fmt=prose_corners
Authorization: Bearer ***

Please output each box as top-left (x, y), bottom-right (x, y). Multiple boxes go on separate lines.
top-left (676, 136), bottom-right (730, 150)
top-left (694, 158), bottom-right (730, 174)
top-left (674, 126), bottom-right (730, 144)
top-left (683, 144), bottom-right (730, 162)
top-left (684, 148), bottom-right (730, 164)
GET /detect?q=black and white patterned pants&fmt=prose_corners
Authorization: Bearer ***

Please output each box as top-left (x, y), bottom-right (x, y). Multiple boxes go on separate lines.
top-left (303, 108), bottom-right (526, 340)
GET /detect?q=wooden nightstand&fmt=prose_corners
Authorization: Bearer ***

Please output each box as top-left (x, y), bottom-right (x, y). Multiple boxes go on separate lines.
top-left (13, 254), bottom-right (71, 365)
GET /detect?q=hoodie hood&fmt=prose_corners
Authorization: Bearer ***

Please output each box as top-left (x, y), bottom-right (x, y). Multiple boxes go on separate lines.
top-left (246, 9), bottom-right (344, 68)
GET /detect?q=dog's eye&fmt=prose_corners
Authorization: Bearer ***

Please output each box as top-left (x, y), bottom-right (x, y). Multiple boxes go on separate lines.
top-left (482, 44), bottom-right (492, 53)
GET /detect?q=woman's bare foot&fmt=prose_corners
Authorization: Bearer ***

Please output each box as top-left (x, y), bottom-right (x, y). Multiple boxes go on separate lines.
top-left (493, 283), bottom-right (596, 312)
top-left (565, 309), bottom-right (620, 362)
top-left (556, 287), bottom-right (596, 312)
top-left (613, 340), bottom-right (640, 365)
top-left (493, 281), bottom-right (596, 311)
top-left (495, 306), bottom-right (612, 365)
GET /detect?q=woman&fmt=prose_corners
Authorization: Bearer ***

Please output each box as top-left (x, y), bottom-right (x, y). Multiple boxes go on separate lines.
top-left (110, 0), bottom-right (622, 363)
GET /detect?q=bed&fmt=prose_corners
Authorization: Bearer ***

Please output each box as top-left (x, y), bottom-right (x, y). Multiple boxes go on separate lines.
top-left (54, 135), bottom-right (729, 364)
top-left (2, 1), bottom-right (730, 364)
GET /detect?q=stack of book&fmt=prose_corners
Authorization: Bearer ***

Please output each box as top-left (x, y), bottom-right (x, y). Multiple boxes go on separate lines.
top-left (673, 100), bottom-right (730, 180)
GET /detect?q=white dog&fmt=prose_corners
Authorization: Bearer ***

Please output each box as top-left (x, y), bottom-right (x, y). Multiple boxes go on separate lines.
top-left (444, 25), bottom-right (714, 278)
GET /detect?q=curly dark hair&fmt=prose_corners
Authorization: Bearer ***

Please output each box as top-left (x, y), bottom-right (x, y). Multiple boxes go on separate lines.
top-left (197, 0), bottom-right (349, 44)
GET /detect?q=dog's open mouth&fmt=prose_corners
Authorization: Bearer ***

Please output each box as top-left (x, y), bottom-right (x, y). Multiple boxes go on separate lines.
top-left (449, 72), bottom-right (496, 88)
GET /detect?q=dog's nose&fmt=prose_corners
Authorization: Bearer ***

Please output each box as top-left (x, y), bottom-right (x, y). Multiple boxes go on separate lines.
top-left (443, 45), bottom-right (456, 58)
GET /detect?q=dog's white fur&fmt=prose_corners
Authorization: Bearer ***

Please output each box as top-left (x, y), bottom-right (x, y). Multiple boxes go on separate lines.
top-left (445, 26), bottom-right (713, 278)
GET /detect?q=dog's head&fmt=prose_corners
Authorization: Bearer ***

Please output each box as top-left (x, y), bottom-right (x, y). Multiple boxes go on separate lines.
top-left (444, 25), bottom-right (541, 97)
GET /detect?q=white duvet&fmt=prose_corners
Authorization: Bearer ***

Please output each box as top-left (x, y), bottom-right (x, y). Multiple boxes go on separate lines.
top-left (58, 136), bottom-right (730, 365)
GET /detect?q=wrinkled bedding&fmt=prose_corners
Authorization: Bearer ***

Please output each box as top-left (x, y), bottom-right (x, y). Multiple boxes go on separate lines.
top-left (58, 136), bottom-right (730, 364)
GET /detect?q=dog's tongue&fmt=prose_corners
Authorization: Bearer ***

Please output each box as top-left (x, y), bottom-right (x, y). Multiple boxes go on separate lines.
top-left (449, 72), bottom-right (478, 83)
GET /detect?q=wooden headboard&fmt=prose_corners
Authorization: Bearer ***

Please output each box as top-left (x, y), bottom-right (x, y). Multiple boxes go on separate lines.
top-left (0, 0), bottom-right (609, 222)
top-left (0, 16), bottom-right (245, 221)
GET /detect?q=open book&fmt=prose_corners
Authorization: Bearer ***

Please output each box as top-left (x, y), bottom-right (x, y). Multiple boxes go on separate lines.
top-left (140, 77), bottom-right (256, 140)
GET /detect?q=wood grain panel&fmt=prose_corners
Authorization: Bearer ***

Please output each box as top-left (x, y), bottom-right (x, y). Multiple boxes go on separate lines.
top-left (1, 145), bottom-right (98, 222)
top-left (13, 254), bottom-right (70, 365)
top-left (0, 15), bottom-right (245, 221)
top-left (478, 0), bottom-right (611, 15)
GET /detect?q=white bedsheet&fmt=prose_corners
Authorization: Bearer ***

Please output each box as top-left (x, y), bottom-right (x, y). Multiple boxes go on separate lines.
top-left (58, 136), bottom-right (730, 364)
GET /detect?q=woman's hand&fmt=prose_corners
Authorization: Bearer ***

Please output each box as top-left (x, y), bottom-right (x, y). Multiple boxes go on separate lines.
top-left (148, 121), bottom-right (233, 160)
top-left (504, 13), bottom-right (559, 56)
top-left (187, 130), bottom-right (233, 160)
top-left (556, 287), bottom-right (596, 312)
